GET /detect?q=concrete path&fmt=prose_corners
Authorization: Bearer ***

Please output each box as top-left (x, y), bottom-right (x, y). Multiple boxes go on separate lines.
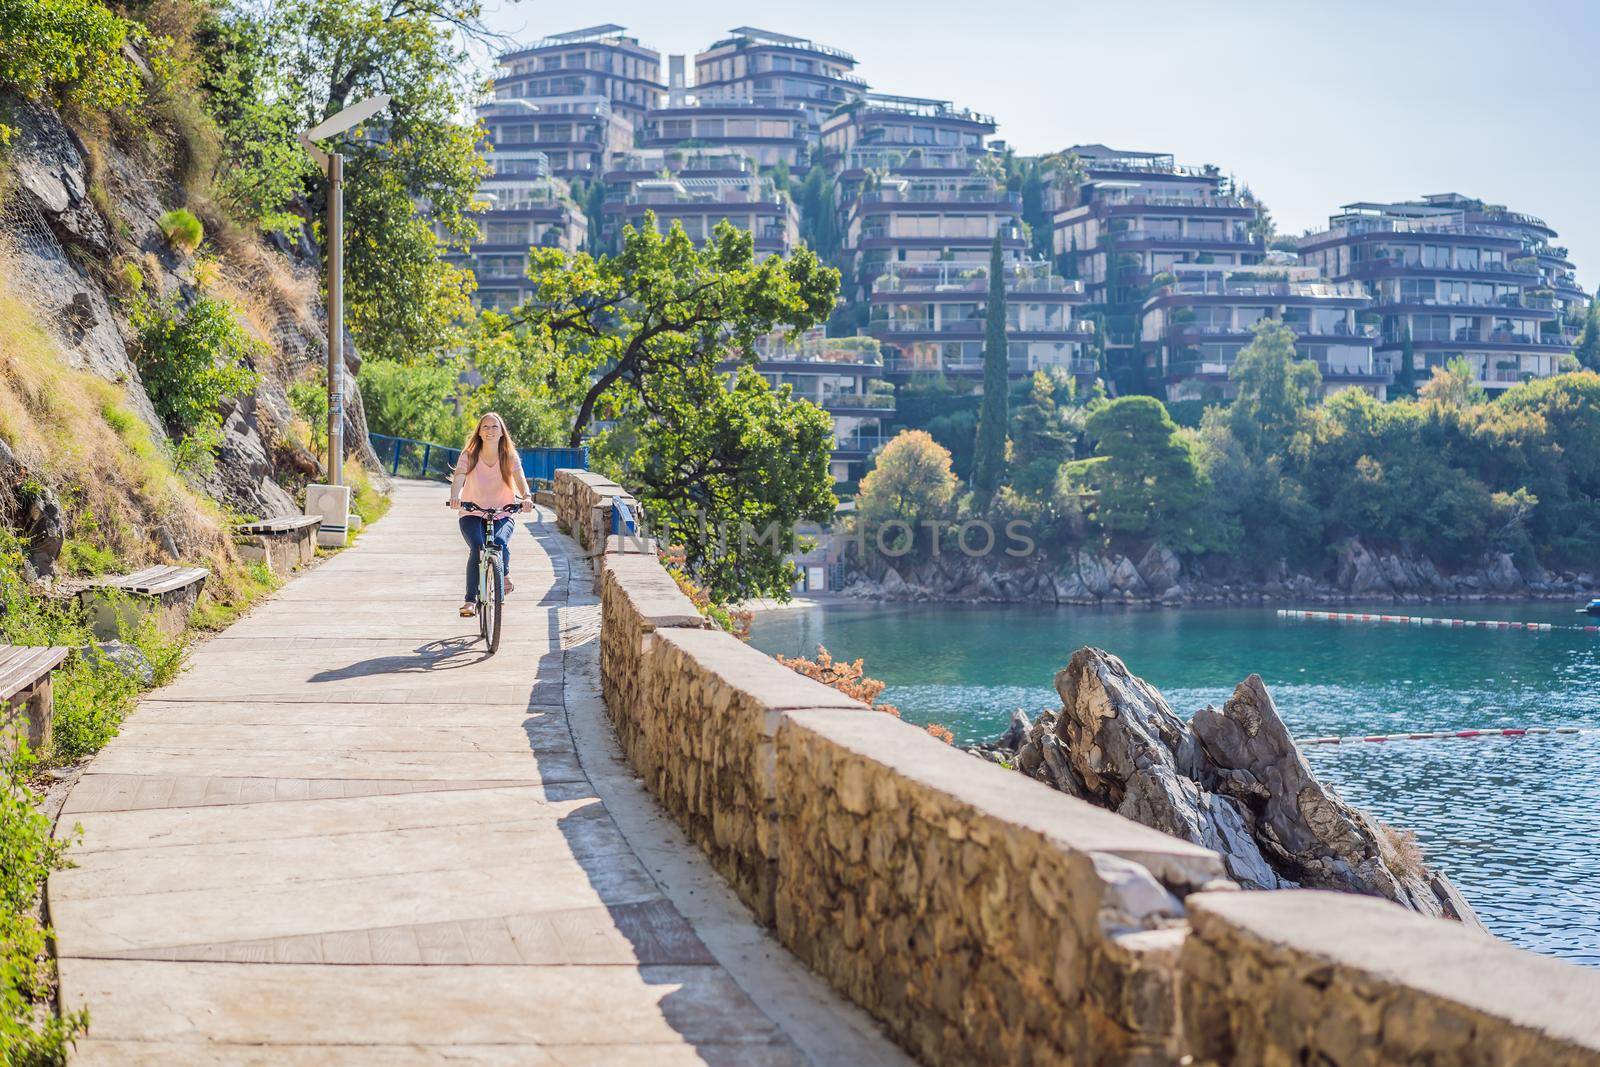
top-left (50, 480), bottom-right (908, 1066)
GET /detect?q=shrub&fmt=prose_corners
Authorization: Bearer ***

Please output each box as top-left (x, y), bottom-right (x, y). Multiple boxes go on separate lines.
top-left (1, 748), bottom-right (88, 1061)
top-left (0, 0), bottom-right (143, 143)
top-left (774, 645), bottom-right (900, 717)
top-left (158, 208), bottom-right (205, 255)
top-left (132, 292), bottom-right (262, 448)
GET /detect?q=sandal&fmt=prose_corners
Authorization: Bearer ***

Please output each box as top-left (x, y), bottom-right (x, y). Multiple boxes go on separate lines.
top-left (459, 603), bottom-right (476, 618)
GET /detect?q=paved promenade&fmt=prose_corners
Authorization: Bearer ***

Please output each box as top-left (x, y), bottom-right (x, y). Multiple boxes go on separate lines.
top-left (49, 480), bottom-right (907, 1065)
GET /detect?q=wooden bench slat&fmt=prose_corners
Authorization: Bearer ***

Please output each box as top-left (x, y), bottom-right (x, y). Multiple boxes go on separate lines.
top-left (235, 515), bottom-right (322, 535)
top-left (0, 645), bottom-right (70, 702)
top-left (86, 565), bottom-right (209, 596)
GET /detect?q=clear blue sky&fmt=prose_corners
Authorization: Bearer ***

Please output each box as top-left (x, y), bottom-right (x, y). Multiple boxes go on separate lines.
top-left (482, 0), bottom-right (1599, 291)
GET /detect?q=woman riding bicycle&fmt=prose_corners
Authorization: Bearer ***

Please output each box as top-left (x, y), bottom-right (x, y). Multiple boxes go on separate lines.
top-left (447, 412), bottom-right (532, 618)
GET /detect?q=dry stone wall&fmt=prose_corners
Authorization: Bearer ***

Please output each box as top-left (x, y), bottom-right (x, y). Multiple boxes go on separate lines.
top-left (1181, 890), bottom-right (1600, 1066)
top-left (556, 469), bottom-right (1600, 1067)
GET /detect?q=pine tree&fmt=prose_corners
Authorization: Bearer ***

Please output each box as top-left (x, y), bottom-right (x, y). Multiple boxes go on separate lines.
top-left (972, 235), bottom-right (1009, 508)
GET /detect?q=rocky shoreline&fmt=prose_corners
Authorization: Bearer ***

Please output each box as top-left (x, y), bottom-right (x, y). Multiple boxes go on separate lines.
top-left (974, 647), bottom-right (1482, 926)
top-left (841, 537), bottom-right (1594, 606)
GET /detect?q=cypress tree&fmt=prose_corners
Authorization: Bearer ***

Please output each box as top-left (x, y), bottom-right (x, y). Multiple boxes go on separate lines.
top-left (972, 234), bottom-right (1009, 507)
top-left (1395, 325), bottom-right (1418, 396)
top-left (1575, 296), bottom-right (1600, 371)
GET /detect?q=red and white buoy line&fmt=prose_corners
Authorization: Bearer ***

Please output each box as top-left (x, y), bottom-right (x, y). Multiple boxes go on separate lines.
top-left (1277, 607), bottom-right (1599, 633)
top-left (1299, 725), bottom-right (1600, 747)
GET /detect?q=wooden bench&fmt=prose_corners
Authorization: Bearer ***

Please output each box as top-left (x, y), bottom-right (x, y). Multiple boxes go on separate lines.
top-left (78, 565), bottom-right (209, 641)
top-left (234, 514), bottom-right (322, 574)
top-left (0, 645), bottom-right (71, 757)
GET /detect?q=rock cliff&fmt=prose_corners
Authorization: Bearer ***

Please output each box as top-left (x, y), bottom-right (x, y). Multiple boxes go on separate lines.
top-left (981, 647), bottom-right (1483, 928)
top-left (1, 95), bottom-right (379, 534)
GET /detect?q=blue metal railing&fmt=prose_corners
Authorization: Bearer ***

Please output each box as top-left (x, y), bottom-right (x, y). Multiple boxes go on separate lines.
top-left (369, 433), bottom-right (588, 483)
top-left (610, 496), bottom-right (638, 536)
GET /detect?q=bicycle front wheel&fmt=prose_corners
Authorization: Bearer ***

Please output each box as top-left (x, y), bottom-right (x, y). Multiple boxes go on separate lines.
top-left (484, 554), bottom-right (504, 654)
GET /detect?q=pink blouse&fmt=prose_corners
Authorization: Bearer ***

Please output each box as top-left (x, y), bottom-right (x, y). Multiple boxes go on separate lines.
top-left (457, 455), bottom-right (519, 509)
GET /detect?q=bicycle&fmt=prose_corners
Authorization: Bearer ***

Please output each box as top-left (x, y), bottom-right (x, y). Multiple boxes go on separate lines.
top-left (455, 500), bottom-right (523, 655)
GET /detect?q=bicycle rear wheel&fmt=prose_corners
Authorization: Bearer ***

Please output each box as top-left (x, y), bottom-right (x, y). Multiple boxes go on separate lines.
top-left (484, 553), bottom-right (504, 654)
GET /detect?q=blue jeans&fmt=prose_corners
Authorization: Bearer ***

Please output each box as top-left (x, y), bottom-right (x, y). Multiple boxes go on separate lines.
top-left (460, 515), bottom-right (513, 600)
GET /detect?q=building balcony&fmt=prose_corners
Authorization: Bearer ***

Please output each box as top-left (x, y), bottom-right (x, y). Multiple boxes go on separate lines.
top-left (1167, 359), bottom-right (1393, 385)
top-left (858, 188), bottom-right (1021, 208)
top-left (1094, 193), bottom-right (1250, 213)
top-left (870, 319), bottom-right (1096, 339)
top-left (1166, 323), bottom-right (1377, 342)
top-left (820, 393), bottom-right (896, 414)
top-left (1386, 329), bottom-right (1569, 348)
top-left (1105, 228), bottom-right (1261, 250)
top-left (1347, 258), bottom-right (1537, 282)
top-left (881, 354), bottom-right (1091, 378)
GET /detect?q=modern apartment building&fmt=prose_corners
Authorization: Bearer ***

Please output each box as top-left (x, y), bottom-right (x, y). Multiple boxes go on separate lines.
top-left (1051, 145), bottom-right (1265, 390)
top-left (1298, 194), bottom-right (1585, 391)
top-left (448, 151), bottom-right (588, 311)
top-left (867, 259), bottom-right (1096, 383)
top-left (748, 330), bottom-right (893, 483)
top-left (493, 25), bottom-right (666, 128)
top-left (1140, 262), bottom-right (1387, 401)
top-left (638, 98), bottom-right (809, 168)
top-left (692, 27), bottom-right (867, 133)
top-left (477, 95), bottom-right (632, 181)
top-left (603, 169), bottom-right (799, 258)
top-left (819, 94), bottom-right (995, 169)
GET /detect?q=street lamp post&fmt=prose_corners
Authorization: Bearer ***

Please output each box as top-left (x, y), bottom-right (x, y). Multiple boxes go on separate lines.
top-left (297, 93), bottom-right (391, 487)
top-left (296, 94), bottom-right (389, 546)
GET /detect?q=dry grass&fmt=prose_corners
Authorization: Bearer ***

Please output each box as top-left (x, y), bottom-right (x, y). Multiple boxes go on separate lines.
top-left (1376, 820), bottom-right (1428, 881)
top-left (0, 253), bottom-right (230, 569)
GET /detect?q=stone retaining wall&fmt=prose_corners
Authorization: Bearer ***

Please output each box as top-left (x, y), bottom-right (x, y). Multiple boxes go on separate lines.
top-left (557, 469), bottom-right (1600, 1067)
top-left (552, 468), bottom-right (633, 555)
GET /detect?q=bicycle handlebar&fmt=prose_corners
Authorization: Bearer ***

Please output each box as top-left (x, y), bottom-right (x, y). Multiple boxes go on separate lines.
top-left (454, 500), bottom-right (527, 518)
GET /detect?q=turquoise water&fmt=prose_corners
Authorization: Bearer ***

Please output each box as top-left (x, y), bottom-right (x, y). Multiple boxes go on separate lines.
top-left (747, 600), bottom-right (1600, 964)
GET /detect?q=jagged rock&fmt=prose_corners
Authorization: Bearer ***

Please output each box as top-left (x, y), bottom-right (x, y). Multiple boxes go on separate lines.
top-left (1191, 676), bottom-right (1457, 917)
top-left (1074, 550), bottom-right (1114, 597)
top-left (998, 708), bottom-right (1030, 751)
top-left (877, 568), bottom-right (908, 597)
top-left (1481, 552), bottom-right (1525, 593)
top-left (1053, 649), bottom-right (1282, 889)
top-left (1025, 647), bottom-right (1482, 926)
top-left (1108, 555), bottom-right (1147, 596)
top-left (1137, 544), bottom-right (1182, 595)
top-left (204, 405), bottom-right (298, 518)
top-left (1336, 538), bottom-right (1390, 595)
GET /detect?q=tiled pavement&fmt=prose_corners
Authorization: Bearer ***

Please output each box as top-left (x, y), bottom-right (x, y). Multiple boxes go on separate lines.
top-left (48, 480), bottom-right (904, 1065)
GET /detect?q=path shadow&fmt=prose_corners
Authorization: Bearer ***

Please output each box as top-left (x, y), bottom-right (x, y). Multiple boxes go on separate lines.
top-left (308, 637), bottom-right (489, 681)
top-left (520, 514), bottom-right (803, 1063)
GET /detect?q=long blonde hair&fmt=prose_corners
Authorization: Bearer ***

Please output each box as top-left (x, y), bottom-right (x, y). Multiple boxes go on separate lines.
top-left (459, 412), bottom-right (519, 491)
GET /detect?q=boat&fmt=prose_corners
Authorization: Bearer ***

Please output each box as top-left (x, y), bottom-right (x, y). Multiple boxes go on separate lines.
top-left (1580, 598), bottom-right (1600, 616)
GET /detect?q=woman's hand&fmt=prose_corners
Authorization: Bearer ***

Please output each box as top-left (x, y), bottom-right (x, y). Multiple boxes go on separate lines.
top-left (520, 499), bottom-right (533, 513)
top-left (447, 499), bottom-right (461, 510)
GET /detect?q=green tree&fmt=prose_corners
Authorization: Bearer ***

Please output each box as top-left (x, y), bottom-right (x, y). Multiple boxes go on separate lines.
top-left (971, 235), bottom-right (1009, 508)
top-left (1573, 296), bottom-right (1600, 371)
top-left (856, 430), bottom-right (959, 529)
top-left (239, 0), bottom-right (492, 364)
top-left (605, 365), bottom-right (837, 602)
top-left (518, 217), bottom-right (840, 601)
top-left (356, 357), bottom-right (471, 445)
top-left (1227, 317), bottom-right (1321, 458)
top-left (0, 0), bottom-right (144, 143)
top-left (1008, 369), bottom-right (1078, 499)
top-left (1083, 396), bottom-right (1221, 553)
top-left (796, 164), bottom-right (839, 260)
top-left (1420, 355), bottom-right (1486, 409)
top-left (520, 215), bottom-right (837, 447)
